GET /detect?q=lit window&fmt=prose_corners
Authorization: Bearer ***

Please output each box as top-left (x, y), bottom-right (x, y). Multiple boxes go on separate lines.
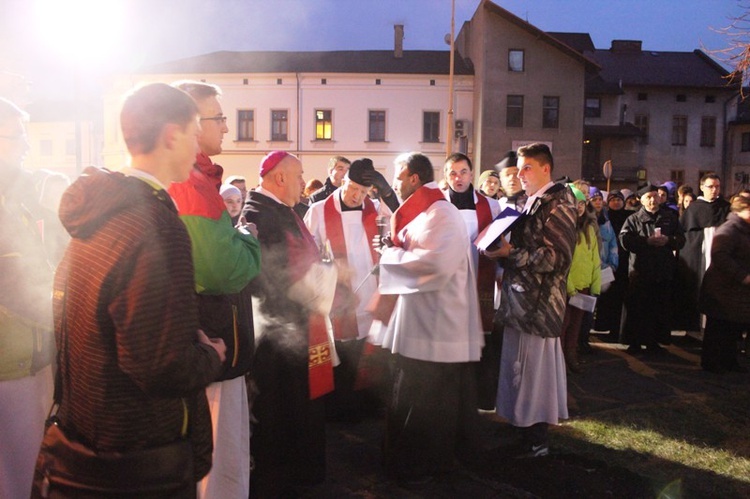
top-left (315, 110), bottom-right (332, 140)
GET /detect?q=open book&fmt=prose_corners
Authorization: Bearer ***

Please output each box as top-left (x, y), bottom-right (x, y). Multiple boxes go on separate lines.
top-left (474, 207), bottom-right (522, 251)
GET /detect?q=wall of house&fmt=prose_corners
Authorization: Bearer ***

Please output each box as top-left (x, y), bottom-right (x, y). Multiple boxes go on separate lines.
top-left (466, 8), bottom-right (586, 180)
top-left (101, 72), bottom-right (474, 187)
top-left (622, 86), bottom-right (731, 188)
top-left (25, 120), bottom-right (96, 179)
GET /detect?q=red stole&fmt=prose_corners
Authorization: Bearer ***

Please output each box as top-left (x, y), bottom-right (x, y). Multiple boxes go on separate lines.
top-left (474, 194), bottom-right (496, 331)
top-left (372, 185), bottom-right (447, 323)
top-left (323, 195), bottom-right (379, 340)
top-left (288, 210), bottom-right (335, 400)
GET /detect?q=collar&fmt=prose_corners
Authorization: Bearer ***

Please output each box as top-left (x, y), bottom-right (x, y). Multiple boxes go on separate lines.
top-left (255, 185), bottom-right (289, 207)
top-left (522, 181), bottom-right (554, 213)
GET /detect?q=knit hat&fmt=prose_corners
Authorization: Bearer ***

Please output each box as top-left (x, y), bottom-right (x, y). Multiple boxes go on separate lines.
top-left (620, 188), bottom-right (635, 200)
top-left (589, 186), bottom-right (603, 199)
top-left (494, 151), bottom-right (517, 171)
top-left (347, 158), bottom-right (376, 186)
top-left (220, 184), bottom-right (242, 199)
top-left (607, 190), bottom-right (625, 201)
top-left (259, 150), bottom-right (290, 177)
top-left (479, 170), bottom-right (499, 186)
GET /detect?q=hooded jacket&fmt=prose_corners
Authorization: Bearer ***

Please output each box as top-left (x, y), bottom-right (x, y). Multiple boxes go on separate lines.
top-left (55, 167), bottom-right (223, 480)
top-left (499, 182), bottom-right (577, 338)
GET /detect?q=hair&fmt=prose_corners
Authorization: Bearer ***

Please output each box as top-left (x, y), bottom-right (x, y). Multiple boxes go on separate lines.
top-left (731, 193), bottom-right (750, 213)
top-left (120, 83), bottom-right (198, 155)
top-left (517, 143), bottom-right (554, 171)
top-left (444, 152), bottom-right (473, 171)
top-left (328, 156), bottom-right (351, 169)
top-left (577, 201), bottom-right (600, 249)
top-left (172, 80), bottom-right (221, 101)
top-left (572, 179), bottom-right (590, 199)
top-left (0, 97), bottom-right (28, 127)
top-left (677, 184), bottom-right (693, 197)
top-left (404, 153), bottom-right (434, 184)
top-left (700, 173), bottom-right (720, 186)
top-left (304, 178), bottom-right (324, 197)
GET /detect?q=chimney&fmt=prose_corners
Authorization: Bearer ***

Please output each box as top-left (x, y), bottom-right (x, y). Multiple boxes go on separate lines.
top-left (610, 40), bottom-right (642, 53)
top-left (394, 24), bottom-right (404, 58)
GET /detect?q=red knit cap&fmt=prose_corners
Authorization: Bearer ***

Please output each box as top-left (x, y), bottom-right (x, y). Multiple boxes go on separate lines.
top-left (259, 150), bottom-right (290, 177)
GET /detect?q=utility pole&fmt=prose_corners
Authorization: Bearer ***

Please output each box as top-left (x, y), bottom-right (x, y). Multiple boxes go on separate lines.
top-left (446, 0), bottom-right (455, 156)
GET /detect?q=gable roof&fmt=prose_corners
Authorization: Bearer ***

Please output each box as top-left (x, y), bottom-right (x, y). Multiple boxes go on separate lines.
top-left (140, 50), bottom-right (473, 76)
top-left (482, 1), bottom-right (599, 71)
top-left (591, 48), bottom-right (735, 89)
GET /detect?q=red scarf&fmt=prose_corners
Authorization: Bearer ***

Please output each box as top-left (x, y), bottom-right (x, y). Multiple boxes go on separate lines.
top-left (474, 194), bottom-right (496, 331)
top-left (372, 184), bottom-right (446, 323)
top-left (288, 210), bottom-right (335, 400)
top-left (323, 195), bottom-right (379, 340)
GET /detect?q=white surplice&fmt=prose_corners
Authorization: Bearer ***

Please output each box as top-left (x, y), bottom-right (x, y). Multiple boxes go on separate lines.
top-left (378, 191), bottom-right (484, 363)
top-left (305, 191), bottom-right (391, 339)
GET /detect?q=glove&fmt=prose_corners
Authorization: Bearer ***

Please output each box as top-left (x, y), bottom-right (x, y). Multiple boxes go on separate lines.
top-left (361, 170), bottom-right (393, 198)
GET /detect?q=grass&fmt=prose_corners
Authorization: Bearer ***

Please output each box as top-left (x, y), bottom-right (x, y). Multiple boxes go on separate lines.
top-left (554, 386), bottom-right (750, 497)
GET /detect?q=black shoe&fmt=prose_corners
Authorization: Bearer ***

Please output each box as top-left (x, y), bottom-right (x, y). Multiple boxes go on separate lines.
top-left (626, 345), bottom-right (643, 354)
top-left (645, 344), bottom-right (666, 356)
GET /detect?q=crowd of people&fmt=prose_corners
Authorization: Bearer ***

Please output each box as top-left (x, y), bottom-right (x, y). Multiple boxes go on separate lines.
top-left (1, 80), bottom-right (749, 498)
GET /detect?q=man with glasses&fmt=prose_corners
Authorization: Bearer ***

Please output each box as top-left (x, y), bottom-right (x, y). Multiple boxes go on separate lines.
top-left (678, 173), bottom-right (730, 332)
top-left (0, 97), bottom-right (56, 499)
top-left (168, 80), bottom-right (261, 499)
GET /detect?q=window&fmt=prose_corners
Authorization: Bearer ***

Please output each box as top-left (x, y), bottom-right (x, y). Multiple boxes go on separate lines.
top-left (271, 110), bottom-right (288, 141)
top-left (430, 79), bottom-right (435, 86)
top-left (742, 132), bottom-right (750, 152)
top-left (40, 139), bottom-right (52, 156)
top-left (423, 111), bottom-right (440, 142)
top-left (237, 110), bottom-right (254, 141)
top-left (676, 94), bottom-right (687, 102)
top-left (321, 78), bottom-right (327, 85)
top-left (700, 116), bottom-right (716, 147)
top-left (506, 95), bottom-right (524, 127)
top-left (315, 109), bottom-right (332, 140)
top-left (508, 49), bottom-right (524, 72)
top-left (243, 78), bottom-right (248, 85)
top-left (584, 97), bottom-right (601, 118)
top-left (542, 96), bottom-right (559, 128)
top-left (637, 92), bottom-right (648, 101)
top-left (670, 170), bottom-right (685, 184)
top-left (369, 110), bottom-right (386, 142)
top-left (375, 79), bottom-right (381, 85)
top-left (705, 95), bottom-right (716, 103)
top-left (634, 114), bottom-right (649, 144)
top-left (672, 115), bottom-right (687, 146)
top-left (276, 78), bottom-right (282, 85)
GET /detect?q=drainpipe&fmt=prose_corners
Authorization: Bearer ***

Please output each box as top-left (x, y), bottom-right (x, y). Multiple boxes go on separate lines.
top-left (296, 72), bottom-right (301, 159)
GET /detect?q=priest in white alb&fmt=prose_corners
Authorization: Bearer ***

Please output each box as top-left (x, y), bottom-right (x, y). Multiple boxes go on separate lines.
top-left (376, 152), bottom-right (484, 484)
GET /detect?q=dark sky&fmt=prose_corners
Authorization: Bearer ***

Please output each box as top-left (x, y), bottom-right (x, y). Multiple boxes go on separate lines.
top-left (0, 0), bottom-right (744, 101)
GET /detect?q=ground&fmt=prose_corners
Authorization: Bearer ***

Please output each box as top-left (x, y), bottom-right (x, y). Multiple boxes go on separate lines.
top-left (302, 332), bottom-right (750, 498)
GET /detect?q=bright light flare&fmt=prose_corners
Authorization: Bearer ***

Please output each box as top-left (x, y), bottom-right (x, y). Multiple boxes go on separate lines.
top-left (32, 0), bottom-right (126, 64)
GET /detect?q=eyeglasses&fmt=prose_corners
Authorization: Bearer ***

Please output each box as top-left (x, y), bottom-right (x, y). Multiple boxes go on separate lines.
top-left (200, 116), bottom-right (227, 124)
